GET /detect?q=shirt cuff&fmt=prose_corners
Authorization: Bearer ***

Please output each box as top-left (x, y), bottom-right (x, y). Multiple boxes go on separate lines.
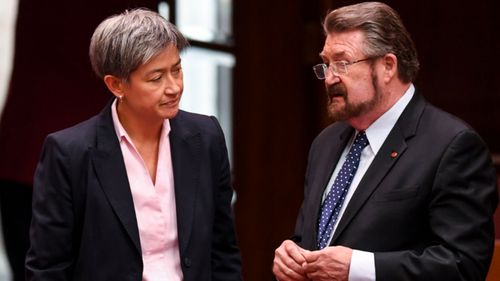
top-left (348, 249), bottom-right (376, 281)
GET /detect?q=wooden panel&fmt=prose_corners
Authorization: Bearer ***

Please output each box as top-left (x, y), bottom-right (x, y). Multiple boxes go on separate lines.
top-left (487, 240), bottom-right (500, 281)
top-left (496, 176), bottom-right (500, 239)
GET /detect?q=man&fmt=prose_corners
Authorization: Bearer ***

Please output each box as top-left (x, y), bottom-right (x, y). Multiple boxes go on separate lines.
top-left (273, 2), bottom-right (498, 281)
top-left (26, 9), bottom-right (241, 281)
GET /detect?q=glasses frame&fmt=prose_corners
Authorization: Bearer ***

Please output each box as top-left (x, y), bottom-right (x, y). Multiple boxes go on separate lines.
top-left (312, 58), bottom-right (374, 80)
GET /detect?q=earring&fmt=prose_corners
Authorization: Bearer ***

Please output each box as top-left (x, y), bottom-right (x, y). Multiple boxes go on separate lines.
top-left (118, 95), bottom-right (123, 103)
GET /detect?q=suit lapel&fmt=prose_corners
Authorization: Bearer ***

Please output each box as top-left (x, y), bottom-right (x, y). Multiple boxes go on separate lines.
top-left (305, 125), bottom-right (353, 249)
top-left (312, 127), bottom-right (354, 209)
top-left (330, 93), bottom-right (425, 244)
top-left (169, 112), bottom-right (201, 253)
top-left (330, 126), bottom-right (408, 243)
top-left (90, 102), bottom-right (141, 252)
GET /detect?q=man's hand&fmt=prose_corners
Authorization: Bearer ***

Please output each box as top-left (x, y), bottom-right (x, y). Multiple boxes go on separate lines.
top-left (272, 240), bottom-right (309, 281)
top-left (301, 245), bottom-right (352, 281)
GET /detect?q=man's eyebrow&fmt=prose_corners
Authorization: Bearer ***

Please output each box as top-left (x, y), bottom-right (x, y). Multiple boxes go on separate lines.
top-left (333, 51), bottom-right (346, 57)
top-left (319, 51), bottom-right (347, 60)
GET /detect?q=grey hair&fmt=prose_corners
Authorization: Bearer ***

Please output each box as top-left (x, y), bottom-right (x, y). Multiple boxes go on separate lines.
top-left (324, 2), bottom-right (419, 83)
top-left (89, 8), bottom-right (189, 80)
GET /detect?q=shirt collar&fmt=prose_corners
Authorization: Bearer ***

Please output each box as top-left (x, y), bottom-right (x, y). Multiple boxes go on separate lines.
top-left (364, 84), bottom-right (415, 154)
top-left (111, 98), bottom-right (171, 144)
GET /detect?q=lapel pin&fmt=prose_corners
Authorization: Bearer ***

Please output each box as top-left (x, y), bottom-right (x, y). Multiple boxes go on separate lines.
top-left (390, 151), bottom-right (398, 158)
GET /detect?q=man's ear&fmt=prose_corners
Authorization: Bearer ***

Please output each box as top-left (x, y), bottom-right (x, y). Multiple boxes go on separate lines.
top-left (381, 53), bottom-right (398, 83)
top-left (103, 75), bottom-right (126, 98)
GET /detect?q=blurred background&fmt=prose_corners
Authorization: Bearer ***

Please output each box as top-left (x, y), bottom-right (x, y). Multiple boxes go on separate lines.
top-left (0, 0), bottom-right (498, 280)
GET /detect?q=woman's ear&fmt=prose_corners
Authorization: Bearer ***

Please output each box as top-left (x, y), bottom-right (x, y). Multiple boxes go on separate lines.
top-left (381, 53), bottom-right (398, 83)
top-left (103, 75), bottom-right (125, 98)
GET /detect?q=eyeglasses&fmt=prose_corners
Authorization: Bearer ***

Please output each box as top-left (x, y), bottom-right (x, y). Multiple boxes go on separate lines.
top-left (312, 58), bottom-right (373, 79)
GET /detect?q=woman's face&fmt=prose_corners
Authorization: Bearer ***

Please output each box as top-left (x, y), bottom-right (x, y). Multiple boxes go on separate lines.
top-left (120, 44), bottom-right (184, 122)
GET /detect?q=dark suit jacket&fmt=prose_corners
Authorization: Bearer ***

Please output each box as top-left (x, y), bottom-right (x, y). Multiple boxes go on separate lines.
top-left (294, 93), bottom-right (498, 281)
top-left (26, 101), bottom-right (242, 281)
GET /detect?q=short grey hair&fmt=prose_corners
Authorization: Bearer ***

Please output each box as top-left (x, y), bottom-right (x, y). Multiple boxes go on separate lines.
top-left (89, 8), bottom-right (189, 80)
top-left (324, 2), bottom-right (419, 83)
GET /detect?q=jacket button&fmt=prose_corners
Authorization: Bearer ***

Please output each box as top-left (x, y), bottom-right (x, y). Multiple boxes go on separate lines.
top-left (184, 257), bottom-right (192, 268)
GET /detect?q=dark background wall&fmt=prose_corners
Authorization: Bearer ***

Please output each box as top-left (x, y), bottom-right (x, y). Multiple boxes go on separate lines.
top-left (0, 0), bottom-right (160, 184)
top-left (0, 0), bottom-right (498, 280)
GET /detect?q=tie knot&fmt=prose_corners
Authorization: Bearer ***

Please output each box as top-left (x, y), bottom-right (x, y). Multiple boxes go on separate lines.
top-left (353, 131), bottom-right (369, 149)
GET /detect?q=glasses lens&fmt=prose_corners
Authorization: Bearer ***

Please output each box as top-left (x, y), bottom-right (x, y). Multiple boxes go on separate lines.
top-left (334, 61), bottom-right (347, 75)
top-left (313, 64), bottom-right (326, 79)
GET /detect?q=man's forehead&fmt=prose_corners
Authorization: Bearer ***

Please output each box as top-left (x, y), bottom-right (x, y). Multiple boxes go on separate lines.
top-left (321, 31), bottom-right (365, 58)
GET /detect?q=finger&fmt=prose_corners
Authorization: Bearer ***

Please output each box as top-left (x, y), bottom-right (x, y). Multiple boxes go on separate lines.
top-left (301, 248), bottom-right (320, 263)
top-left (276, 249), bottom-right (305, 275)
top-left (305, 271), bottom-right (322, 281)
top-left (301, 259), bottom-right (319, 274)
top-left (274, 241), bottom-right (307, 278)
top-left (297, 246), bottom-right (311, 255)
top-left (273, 258), bottom-right (308, 281)
top-left (284, 241), bottom-right (307, 265)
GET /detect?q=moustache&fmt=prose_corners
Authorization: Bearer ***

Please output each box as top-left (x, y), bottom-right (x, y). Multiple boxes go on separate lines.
top-left (327, 84), bottom-right (347, 99)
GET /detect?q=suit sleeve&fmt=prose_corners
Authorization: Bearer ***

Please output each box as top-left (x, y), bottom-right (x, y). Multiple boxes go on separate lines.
top-left (375, 129), bottom-right (499, 281)
top-left (26, 135), bottom-right (75, 280)
top-left (292, 151), bottom-right (312, 245)
top-left (209, 116), bottom-right (243, 281)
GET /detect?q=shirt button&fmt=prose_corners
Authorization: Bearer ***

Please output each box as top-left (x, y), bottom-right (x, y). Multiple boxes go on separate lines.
top-left (184, 257), bottom-right (192, 268)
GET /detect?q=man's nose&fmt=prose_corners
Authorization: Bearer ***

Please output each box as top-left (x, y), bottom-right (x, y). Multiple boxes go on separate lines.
top-left (325, 72), bottom-right (341, 85)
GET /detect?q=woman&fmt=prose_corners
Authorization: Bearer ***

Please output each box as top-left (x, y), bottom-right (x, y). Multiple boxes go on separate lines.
top-left (26, 8), bottom-right (242, 281)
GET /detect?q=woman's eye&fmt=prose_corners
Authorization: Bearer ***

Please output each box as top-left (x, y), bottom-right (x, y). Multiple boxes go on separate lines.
top-left (172, 68), bottom-right (182, 75)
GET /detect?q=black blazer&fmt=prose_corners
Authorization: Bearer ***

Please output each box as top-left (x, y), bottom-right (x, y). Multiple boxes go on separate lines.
top-left (294, 93), bottom-right (498, 281)
top-left (26, 101), bottom-right (242, 281)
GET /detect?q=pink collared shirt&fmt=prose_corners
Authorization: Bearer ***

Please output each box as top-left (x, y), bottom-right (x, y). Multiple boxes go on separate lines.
top-left (111, 100), bottom-right (183, 281)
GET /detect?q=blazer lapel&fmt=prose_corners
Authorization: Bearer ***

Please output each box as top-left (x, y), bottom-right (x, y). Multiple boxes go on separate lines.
top-left (331, 93), bottom-right (425, 244)
top-left (90, 102), bottom-right (141, 253)
top-left (169, 112), bottom-right (201, 253)
top-left (305, 125), bottom-right (353, 249)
